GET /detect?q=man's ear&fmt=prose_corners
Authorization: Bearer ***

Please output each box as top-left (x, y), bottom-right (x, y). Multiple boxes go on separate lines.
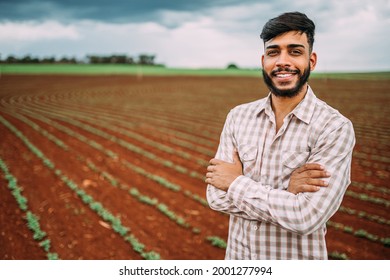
top-left (261, 54), bottom-right (265, 68)
top-left (309, 52), bottom-right (317, 71)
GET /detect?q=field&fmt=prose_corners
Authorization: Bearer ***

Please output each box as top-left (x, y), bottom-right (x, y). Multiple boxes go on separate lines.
top-left (0, 73), bottom-right (389, 260)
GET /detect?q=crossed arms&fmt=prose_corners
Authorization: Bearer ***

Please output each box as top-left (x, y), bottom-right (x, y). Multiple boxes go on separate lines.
top-left (206, 113), bottom-right (355, 235)
top-left (206, 149), bottom-right (330, 194)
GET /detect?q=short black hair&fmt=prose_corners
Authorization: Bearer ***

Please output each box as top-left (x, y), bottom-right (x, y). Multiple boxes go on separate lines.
top-left (260, 12), bottom-right (315, 52)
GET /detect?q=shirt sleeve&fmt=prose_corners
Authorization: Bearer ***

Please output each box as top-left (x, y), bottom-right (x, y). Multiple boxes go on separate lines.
top-left (206, 110), bottom-right (257, 220)
top-left (227, 120), bottom-right (356, 235)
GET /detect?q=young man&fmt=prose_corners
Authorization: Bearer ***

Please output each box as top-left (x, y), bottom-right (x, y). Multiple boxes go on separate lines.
top-left (205, 12), bottom-right (355, 259)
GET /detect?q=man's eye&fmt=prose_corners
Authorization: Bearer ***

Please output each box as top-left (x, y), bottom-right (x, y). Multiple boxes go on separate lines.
top-left (290, 50), bottom-right (302, 55)
top-left (267, 50), bottom-right (278, 56)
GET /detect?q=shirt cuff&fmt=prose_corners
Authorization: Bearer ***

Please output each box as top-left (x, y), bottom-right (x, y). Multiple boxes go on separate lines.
top-left (227, 175), bottom-right (270, 214)
top-left (227, 175), bottom-right (254, 205)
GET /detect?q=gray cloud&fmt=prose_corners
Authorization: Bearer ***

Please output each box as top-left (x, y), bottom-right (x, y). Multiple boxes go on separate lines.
top-left (0, 0), bottom-right (389, 71)
top-left (0, 0), bottom-right (263, 23)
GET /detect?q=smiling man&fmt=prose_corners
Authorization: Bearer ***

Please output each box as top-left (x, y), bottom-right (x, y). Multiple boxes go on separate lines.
top-left (206, 12), bottom-right (355, 260)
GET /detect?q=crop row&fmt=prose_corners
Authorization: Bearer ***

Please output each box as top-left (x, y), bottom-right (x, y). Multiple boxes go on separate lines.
top-left (350, 181), bottom-right (390, 195)
top-left (61, 99), bottom-right (215, 158)
top-left (0, 115), bottom-right (160, 259)
top-left (44, 89), bottom-right (222, 140)
top-left (2, 109), bottom-right (218, 236)
top-left (338, 206), bottom-right (390, 226)
top-left (86, 159), bottom-right (216, 237)
top-left (12, 104), bottom-right (206, 179)
top-left (24, 99), bottom-right (211, 167)
top-left (85, 159), bottom-right (192, 229)
top-left (87, 157), bottom-right (224, 244)
top-left (357, 145), bottom-right (390, 159)
top-left (353, 151), bottom-right (390, 167)
top-left (115, 106), bottom-right (220, 138)
top-left (1, 110), bottom-right (226, 254)
top-left (326, 220), bottom-right (390, 247)
top-left (27, 96), bottom-right (216, 157)
top-left (25, 94), bottom-right (218, 150)
top-left (353, 123), bottom-right (390, 145)
top-left (0, 157), bottom-right (59, 260)
top-left (4, 109), bottom-right (209, 210)
top-left (19, 100), bottom-right (207, 182)
top-left (345, 190), bottom-right (390, 208)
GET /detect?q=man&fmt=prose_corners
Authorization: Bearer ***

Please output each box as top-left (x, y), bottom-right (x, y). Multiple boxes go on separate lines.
top-left (205, 12), bottom-right (355, 260)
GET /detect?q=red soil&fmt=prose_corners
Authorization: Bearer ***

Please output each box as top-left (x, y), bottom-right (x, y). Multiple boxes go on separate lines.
top-left (0, 75), bottom-right (389, 260)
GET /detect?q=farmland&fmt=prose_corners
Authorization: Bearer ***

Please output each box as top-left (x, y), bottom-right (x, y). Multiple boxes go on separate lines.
top-left (0, 73), bottom-right (389, 260)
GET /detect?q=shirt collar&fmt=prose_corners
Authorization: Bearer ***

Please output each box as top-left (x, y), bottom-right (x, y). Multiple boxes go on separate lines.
top-left (255, 85), bottom-right (317, 125)
top-left (291, 85), bottom-right (316, 124)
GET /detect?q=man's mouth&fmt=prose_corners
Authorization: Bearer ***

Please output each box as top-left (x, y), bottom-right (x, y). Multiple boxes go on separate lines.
top-left (275, 73), bottom-right (294, 78)
top-left (272, 68), bottom-right (299, 76)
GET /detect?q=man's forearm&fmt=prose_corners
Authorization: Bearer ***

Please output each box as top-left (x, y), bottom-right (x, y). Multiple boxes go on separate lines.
top-left (206, 184), bottom-right (257, 220)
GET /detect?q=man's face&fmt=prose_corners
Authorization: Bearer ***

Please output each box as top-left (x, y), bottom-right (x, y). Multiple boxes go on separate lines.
top-left (261, 31), bottom-right (317, 98)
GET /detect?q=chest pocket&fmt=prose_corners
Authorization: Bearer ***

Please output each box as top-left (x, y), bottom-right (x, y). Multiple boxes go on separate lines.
top-left (237, 144), bottom-right (258, 177)
top-left (281, 150), bottom-right (310, 189)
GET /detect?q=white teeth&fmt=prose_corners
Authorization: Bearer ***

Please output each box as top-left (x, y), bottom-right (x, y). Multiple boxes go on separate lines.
top-left (277, 73), bottom-right (292, 78)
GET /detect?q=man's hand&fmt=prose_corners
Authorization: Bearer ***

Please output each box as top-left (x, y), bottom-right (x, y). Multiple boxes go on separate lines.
top-left (205, 149), bottom-right (243, 191)
top-left (288, 163), bottom-right (331, 195)
top-left (206, 149), bottom-right (330, 195)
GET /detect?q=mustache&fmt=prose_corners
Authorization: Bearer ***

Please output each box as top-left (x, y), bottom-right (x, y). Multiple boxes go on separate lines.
top-left (271, 67), bottom-right (300, 76)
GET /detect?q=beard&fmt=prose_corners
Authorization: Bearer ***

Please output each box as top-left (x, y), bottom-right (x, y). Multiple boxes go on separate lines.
top-left (262, 64), bottom-right (311, 98)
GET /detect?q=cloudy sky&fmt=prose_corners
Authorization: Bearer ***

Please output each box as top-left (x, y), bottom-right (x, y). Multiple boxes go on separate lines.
top-left (0, 0), bottom-right (389, 71)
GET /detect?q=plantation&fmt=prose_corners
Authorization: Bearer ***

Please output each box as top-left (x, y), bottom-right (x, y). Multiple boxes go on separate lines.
top-left (0, 73), bottom-right (389, 259)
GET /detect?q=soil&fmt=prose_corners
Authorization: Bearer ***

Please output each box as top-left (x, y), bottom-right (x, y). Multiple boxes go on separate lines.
top-left (0, 74), bottom-right (389, 260)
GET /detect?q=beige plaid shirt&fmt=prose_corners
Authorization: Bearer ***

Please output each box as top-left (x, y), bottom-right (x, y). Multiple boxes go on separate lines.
top-left (207, 86), bottom-right (355, 259)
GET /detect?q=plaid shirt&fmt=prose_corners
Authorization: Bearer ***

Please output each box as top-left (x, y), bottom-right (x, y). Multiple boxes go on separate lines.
top-left (207, 86), bottom-right (355, 259)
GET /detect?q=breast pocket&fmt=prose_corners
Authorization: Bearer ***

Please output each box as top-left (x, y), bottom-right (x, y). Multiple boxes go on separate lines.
top-left (237, 144), bottom-right (258, 177)
top-left (281, 150), bottom-right (310, 189)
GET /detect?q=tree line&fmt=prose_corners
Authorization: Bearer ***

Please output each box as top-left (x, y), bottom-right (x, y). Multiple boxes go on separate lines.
top-left (0, 54), bottom-right (159, 65)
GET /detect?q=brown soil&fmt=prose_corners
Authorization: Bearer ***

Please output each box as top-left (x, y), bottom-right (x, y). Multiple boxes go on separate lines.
top-left (0, 74), bottom-right (389, 260)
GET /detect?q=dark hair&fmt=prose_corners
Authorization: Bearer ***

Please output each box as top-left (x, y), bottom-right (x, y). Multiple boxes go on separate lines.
top-left (260, 12), bottom-right (315, 52)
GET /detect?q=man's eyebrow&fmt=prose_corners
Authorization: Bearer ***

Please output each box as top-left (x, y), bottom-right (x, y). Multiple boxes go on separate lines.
top-left (265, 44), bottom-right (279, 49)
top-left (287, 44), bottom-right (305, 49)
top-left (265, 44), bottom-right (306, 49)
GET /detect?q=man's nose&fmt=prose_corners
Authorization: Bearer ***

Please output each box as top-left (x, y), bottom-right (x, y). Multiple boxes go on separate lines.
top-left (275, 51), bottom-right (291, 68)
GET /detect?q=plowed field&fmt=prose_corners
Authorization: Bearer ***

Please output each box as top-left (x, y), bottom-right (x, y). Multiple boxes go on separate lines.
top-left (0, 74), bottom-right (389, 260)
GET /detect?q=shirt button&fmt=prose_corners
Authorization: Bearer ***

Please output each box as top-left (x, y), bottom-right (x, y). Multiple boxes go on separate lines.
top-left (253, 226), bottom-right (258, 230)
top-left (243, 153), bottom-right (248, 159)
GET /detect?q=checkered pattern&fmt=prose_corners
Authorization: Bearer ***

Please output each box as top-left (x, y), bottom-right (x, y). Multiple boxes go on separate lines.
top-left (206, 86), bottom-right (355, 259)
